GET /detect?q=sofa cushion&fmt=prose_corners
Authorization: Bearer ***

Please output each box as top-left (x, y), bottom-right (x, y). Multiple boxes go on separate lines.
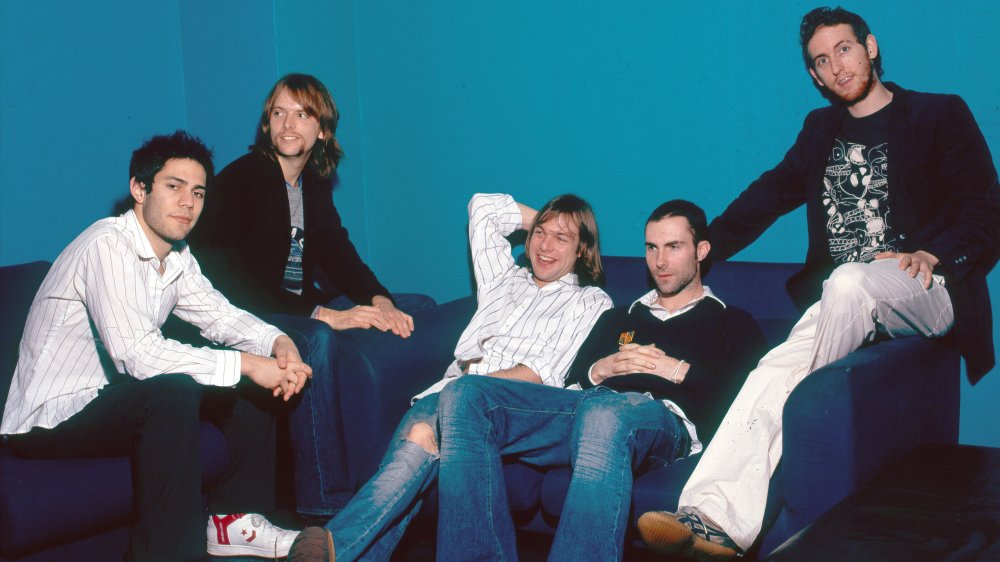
top-left (0, 422), bottom-right (230, 558)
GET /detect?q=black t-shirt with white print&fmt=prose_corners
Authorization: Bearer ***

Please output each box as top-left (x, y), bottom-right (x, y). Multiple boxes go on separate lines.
top-left (822, 102), bottom-right (897, 264)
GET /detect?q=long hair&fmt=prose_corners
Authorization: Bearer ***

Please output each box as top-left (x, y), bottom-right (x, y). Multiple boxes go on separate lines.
top-left (253, 73), bottom-right (344, 179)
top-left (526, 194), bottom-right (605, 287)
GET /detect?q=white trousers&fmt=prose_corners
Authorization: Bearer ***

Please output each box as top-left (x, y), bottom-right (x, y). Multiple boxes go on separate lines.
top-left (678, 259), bottom-right (954, 550)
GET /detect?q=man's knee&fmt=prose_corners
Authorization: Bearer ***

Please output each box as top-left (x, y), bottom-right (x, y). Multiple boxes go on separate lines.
top-left (144, 374), bottom-right (202, 405)
top-left (406, 421), bottom-right (438, 455)
top-left (824, 262), bottom-right (870, 297)
top-left (438, 376), bottom-right (493, 419)
top-left (137, 375), bottom-right (203, 425)
top-left (574, 392), bottom-right (635, 443)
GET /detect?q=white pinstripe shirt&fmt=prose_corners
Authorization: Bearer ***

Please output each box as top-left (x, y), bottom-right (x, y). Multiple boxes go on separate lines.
top-left (1, 210), bottom-right (282, 434)
top-left (416, 193), bottom-right (612, 399)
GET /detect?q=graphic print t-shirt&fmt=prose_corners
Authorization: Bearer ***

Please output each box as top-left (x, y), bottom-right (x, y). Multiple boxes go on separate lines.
top-left (822, 103), bottom-right (897, 264)
top-left (283, 180), bottom-right (305, 294)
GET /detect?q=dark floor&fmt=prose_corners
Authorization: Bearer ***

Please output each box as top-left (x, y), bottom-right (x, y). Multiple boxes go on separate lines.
top-left (208, 510), bottom-right (670, 561)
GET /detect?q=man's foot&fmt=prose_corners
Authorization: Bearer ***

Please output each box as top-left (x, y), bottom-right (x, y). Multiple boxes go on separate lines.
top-left (288, 527), bottom-right (335, 561)
top-left (207, 513), bottom-right (299, 558)
top-left (637, 509), bottom-right (740, 561)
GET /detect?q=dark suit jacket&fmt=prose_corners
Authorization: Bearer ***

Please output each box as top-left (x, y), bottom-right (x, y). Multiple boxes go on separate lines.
top-left (189, 151), bottom-right (390, 317)
top-left (709, 83), bottom-right (1000, 382)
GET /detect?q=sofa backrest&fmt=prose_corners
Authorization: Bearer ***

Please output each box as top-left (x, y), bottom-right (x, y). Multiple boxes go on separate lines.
top-left (601, 256), bottom-right (801, 346)
top-left (0, 261), bottom-right (51, 406)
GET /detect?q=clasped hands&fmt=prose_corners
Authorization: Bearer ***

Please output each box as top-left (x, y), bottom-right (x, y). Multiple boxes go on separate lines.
top-left (590, 343), bottom-right (688, 385)
top-left (241, 335), bottom-right (313, 401)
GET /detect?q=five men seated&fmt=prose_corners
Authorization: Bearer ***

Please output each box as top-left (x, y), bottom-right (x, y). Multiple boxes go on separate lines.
top-left (1, 5), bottom-right (998, 562)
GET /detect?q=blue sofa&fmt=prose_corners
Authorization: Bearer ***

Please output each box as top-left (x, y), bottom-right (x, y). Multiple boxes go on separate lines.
top-left (331, 255), bottom-right (961, 557)
top-left (0, 256), bottom-right (961, 559)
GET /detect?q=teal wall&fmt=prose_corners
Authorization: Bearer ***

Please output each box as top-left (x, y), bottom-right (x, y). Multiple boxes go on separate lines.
top-left (1, 1), bottom-right (997, 446)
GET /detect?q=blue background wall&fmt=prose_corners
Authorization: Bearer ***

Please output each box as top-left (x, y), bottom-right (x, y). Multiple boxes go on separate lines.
top-left (1, 1), bottom-right (997, 446)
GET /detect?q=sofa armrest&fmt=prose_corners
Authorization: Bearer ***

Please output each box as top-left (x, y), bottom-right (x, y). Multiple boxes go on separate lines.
top-left (338, 296), bottom-right (476, 488)
top-left (762, 337), bottom-right (960, 553)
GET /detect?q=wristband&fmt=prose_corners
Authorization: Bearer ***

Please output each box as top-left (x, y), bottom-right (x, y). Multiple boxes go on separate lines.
top-left (671, 359), bottom-right (686, 382)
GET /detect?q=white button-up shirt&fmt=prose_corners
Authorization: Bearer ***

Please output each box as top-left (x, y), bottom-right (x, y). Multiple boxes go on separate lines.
top-left (416, 193), bottom-right (612, 399)
top-left (2, 210), bottom-right (282, 434)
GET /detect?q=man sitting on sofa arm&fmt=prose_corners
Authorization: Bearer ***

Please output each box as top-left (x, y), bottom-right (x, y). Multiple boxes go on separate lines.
top-left (287, 192), bottom-right (613, 561)
top-left (431, 199), bottom-right (766, 561)
top-left (637, 7), bottom-right (1000, 561)
top-left (1, 131), bottom-right (310, 561)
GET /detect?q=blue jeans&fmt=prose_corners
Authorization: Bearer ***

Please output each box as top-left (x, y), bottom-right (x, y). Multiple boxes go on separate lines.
top-left (270, 293), bottom-right (435, 517)
top-left (322, 394), bottom-right (440, 562)
top-left (437, 376), bottom-right (690, 561)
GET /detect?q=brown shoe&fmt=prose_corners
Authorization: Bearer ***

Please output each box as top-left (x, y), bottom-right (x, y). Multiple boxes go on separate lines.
top-left (287, 526), bottom-right (335, 562)
top-left (637, 510), bottom-right (739, 561)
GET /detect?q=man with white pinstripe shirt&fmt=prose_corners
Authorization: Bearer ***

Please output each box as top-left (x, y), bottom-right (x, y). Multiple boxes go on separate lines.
top-left (1, 132), bottom-right (311, 560)
top-left (288, 192), bottom-right (613, 561)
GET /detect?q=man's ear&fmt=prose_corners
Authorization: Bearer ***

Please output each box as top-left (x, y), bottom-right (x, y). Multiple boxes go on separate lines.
top-left (808, 67), bottom-right (823, 88)
top-left (696, 240), bottom-right (711, 262)
top-left (129, 177), bottom-right (146, 205)
top-left (865, 33), bottom-right (878, 61)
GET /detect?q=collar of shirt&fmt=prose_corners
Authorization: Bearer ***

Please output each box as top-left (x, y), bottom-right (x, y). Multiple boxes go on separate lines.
top-left (627, 286), bottom-right (724, 321)
top-left (122, 209), bottom-right (192, 282)
top-left (516, 267), bottom-right (580, 290)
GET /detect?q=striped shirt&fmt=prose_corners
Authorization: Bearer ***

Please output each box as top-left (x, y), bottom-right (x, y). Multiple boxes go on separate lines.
top-left (1, 210), bottom-right (282, 434)
top-left (416, 193), bottom-right (612, 399)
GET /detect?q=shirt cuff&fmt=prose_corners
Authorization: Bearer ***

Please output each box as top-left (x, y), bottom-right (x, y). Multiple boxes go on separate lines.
top-left (214, 349), bottom-right (242, 387)
top-left (258, 328), bottom-right (284, 358)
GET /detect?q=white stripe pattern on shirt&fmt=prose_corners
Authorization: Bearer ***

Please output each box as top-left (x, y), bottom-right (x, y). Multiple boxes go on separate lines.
top-left (416, 193), bottom-right (612, 399)
top-left (2, 210), bottom-right (282, 434)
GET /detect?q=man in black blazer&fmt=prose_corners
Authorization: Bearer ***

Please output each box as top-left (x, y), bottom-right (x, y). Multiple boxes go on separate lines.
top-left (190, 74), bottom-right (433, 523)
top-left (638, 7), bottom-right (1000, 560)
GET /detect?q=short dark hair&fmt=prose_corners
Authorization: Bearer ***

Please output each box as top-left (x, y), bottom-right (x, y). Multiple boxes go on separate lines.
top-left (800, 7), bottom-right (883, 78)
top-left (646, 199), bottom-right (709, 245)
top-left (526, 194), bottom-right (605, 287)
top-left (254, 73), bottom-right (344, 180)
top-left (129, 131), bottom-right (214, 194)
top-left (646, 199), bottom-right (711, 275)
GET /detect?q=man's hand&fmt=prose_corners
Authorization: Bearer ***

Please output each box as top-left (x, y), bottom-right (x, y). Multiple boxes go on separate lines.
top-left (372, 295), bottom-right (414, 338)
top-left (240, 350), bottom-right (312, 401)
top-left (590, 344), bottom-right (688, 385)
top-left (875, 250), bottom-right (940, 289)
top-left (316, 305), bottom-right (389, 332)
top-left (271, 335), bottom-right (312, 395)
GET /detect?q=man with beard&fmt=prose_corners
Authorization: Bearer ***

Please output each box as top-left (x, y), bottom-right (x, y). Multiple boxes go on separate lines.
top-left (637, 7), bottom-right (1000, 561)
top-left (430, 200), bottom-right (764, 562)
top-left (190, 74), bottom-right (433, 523)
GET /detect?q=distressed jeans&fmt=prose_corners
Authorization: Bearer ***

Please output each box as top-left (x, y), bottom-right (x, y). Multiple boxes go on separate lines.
top-left (321, 394), bottom-right (440, 561)
top-left (271, 293), bottom-right (435, 517)
top-left (437, 376), bottom-right (690, 561)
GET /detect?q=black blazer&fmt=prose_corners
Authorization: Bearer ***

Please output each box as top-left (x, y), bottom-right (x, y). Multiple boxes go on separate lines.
top-left (709, 83), bottom-right (1000, 382)
top-left (190, 151), bottom-right (390, 317)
